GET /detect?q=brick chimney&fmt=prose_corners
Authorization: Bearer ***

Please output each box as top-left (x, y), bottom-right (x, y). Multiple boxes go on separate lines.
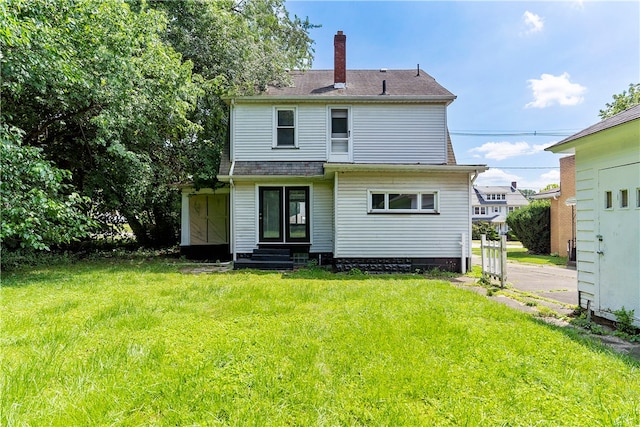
top-left (334, 31), bottom-right (346, 89)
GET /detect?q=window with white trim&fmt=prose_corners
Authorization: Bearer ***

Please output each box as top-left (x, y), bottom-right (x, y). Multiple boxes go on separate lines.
top-left (369, 191), bottom-right (438, 213)
top-left (474, 206), bottom-right (487, 215)
top-left (620, 189), bottom-right (629, 208)
top-left (274, 107), bottom-right (296, 147)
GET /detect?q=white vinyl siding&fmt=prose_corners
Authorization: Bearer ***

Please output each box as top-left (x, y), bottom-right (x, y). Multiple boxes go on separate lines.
top-left (232, 102), bottom-right (448, 164)
top-left (351, 104), bottom-right (447, 164)
top-left (573, 129), bottom-right (640, 315)
top-left (311, 181), bottom-right (334, 252)
top-left (233, 182), bottom-right (257, 254)
top-left (232, 180), bottom-right (334, 254)
top-left (233, 103), bottom-right (327, 161)
top-left (575, 166), bottom-right (596, 300)
top-left (334, 171), bottom-right (470, 258)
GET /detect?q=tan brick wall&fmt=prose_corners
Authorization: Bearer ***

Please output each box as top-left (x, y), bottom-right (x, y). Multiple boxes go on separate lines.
top-left (550, 155), bottom-right (576, 256)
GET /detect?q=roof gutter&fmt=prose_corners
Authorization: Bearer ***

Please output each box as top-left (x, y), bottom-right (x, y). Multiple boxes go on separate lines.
top-left (222, 95), bottom-right (456, 105)
top-left (323, 163), bottom-right (487, 174)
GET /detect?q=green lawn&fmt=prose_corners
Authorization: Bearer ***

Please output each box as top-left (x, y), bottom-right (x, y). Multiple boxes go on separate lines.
top-left (2, 260), bottom-right (639, 426)
top-left (473, 245), bottom-right (569, 266)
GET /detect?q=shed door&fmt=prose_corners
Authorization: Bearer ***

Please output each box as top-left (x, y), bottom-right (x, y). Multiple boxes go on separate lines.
top-left (597, 163), bottom-right (640, 317)
top-left (189, 194), bottom-right (229, 245)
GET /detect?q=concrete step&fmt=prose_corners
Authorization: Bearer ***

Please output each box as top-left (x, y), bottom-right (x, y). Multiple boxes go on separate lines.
top-left (234, 259), bottom-right (294, 271)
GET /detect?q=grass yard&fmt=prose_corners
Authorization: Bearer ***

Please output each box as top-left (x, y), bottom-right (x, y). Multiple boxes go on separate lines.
top-left (472, 245), bottom-right (569, 266)
top-left (2, 260), bottom-right (639, 426)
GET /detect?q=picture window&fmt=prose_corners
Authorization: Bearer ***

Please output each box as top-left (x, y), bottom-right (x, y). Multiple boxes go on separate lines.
top-left (370, 191), bottom-right (438, 213)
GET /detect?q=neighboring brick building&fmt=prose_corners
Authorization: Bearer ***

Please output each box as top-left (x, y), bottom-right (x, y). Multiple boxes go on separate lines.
top-left (532, 155), bottom-right (576, 261)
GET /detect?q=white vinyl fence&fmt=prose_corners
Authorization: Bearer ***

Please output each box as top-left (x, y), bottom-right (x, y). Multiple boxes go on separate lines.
top-left (480, 234), bottom-right (507, 287)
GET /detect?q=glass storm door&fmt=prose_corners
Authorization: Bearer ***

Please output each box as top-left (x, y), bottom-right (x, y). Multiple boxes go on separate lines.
top-left (259, 187), bottom-right (309, 243)
top-left (259, 187), bottom-right (283, 242)
top-left (329, 108), bottom-right (351, 162)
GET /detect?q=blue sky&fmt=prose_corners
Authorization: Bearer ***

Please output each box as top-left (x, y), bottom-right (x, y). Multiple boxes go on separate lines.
top-left (286, 0), bottom-right (640, 190)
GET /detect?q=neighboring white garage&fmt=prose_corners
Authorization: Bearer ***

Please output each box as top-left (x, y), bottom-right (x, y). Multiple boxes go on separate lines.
top-left (546, 104), bottom-right (640, 324)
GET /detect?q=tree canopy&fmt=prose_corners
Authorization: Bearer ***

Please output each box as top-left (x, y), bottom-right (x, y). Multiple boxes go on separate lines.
top-left (1, 0), bottom-right (315, 248)
top-left (599, 83), bottom-right (640, 119)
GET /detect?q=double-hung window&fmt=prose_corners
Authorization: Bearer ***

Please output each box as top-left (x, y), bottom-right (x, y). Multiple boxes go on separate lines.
top-left (274, 107), bottom-right (296, 148)
top-left (369, 191), bottom-right (438, 213)
top-left (474, 206), bottom-right (487, 215)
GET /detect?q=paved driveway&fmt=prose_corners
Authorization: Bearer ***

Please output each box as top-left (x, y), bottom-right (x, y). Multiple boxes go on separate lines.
top-left (505, 262), bottom-right (577, 306)
top-left (470, 254), bottom-right (578, 316)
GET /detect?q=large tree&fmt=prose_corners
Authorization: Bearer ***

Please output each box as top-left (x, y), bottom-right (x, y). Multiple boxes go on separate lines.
top-left (146, 0), bottom-right (316, 189)
top-left (599, 83), bottom-right (640, 119)
top-left (2, 0), bottom-right (315, 247)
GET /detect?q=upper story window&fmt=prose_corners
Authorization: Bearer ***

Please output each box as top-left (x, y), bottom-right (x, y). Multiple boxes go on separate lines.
top-left (274, 107), bottom-right (296, 148)
top-left (486, 193), bottom-right (506, 201)
top-left (369, 191), bottom-right (438, 214)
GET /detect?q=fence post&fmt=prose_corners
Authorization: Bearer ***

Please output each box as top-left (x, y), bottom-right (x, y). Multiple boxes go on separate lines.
top-left (500, 235), bottom-right (507, 288)
top-left (480, 234), bottom-right (486, 282)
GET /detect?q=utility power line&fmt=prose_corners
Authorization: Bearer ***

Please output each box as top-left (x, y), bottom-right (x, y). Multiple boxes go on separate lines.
top-left (450, 130), bottom-right (577, 137)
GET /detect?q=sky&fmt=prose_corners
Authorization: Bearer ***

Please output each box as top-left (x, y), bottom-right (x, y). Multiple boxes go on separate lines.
top-left (285, 0), bottom-right (640, 190)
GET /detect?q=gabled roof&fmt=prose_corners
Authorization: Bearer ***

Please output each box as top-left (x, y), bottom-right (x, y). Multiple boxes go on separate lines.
top-left (473, 186), bottom-right (529, 206)
top-left (240, 69), bottom-right (455, 102)
top-left (547, 104), bottom-right (640, 153)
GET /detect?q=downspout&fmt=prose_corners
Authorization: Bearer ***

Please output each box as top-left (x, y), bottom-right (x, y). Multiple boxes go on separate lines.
top-left (463, 170), bottom-right (481, 273)
top-left (229, 161), bottom-right (236, 262)
top-left (229, 98), bottom-right (237, 262)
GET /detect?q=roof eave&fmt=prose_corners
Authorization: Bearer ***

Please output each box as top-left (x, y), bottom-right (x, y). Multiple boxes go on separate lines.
top-left (225, 95), bottom-right (456, 105)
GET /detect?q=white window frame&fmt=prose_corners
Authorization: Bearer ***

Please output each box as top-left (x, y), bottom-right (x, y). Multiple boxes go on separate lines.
top-left (368, 190), bottom-right (439, 214)
top-left (474, 206), bottom-right (487, 215)
top-left (273, 106), bottom-right (297, 148)
top-left (620, 189), bottom-right (629, 209)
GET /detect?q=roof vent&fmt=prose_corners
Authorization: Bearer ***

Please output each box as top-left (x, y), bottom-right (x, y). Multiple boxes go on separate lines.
top-left (382, 80), bottom-right (387, 95)
top-left (380, 68), bottom-right (387, 73)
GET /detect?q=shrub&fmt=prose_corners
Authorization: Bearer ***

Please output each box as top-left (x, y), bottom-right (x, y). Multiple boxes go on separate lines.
top-left (472, 221), bottom-right (499, 240)
top-left (506, 200), bottom-right (550, 254)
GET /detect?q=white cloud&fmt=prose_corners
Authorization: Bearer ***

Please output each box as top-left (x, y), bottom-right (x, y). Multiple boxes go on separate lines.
top-left (525, 72), bottom-right (587, 108)
top-left (522, 11), bottom-right (544, 34)
top-left (475, 168), bottom-right (520, 187)
top-left (475, 168), bottom-right (560, 191)
top-left (469, 141), bottom-right (547, 161)
top-left (540, 169), bottom-right (560, 183)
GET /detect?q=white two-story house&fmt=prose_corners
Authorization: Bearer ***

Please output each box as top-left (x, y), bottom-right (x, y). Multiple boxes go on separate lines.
top-left (472, 182), bottom-right (530, 235)
top-left (180, 31), bottom-right (487, 272)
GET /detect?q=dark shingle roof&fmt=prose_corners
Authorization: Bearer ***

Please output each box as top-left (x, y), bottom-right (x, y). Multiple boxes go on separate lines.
top-left (547, 103), bottom-right (640, 151)
top-left (229, 161), bottom-right (325, 177)
top-left (263, 69), bottom-right (455, 99)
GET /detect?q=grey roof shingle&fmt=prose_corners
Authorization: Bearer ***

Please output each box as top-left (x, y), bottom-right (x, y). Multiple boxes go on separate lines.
top-left (547, 104), bottom-right (640, 151)
top-left (229, 161), bottom-right (325, 177)
top-left (263, 69), bottom-right (455, 99)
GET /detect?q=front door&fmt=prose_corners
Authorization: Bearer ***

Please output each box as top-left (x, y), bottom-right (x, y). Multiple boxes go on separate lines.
top-left (597, 163), bottom-right (640, 318)
top-left (259, 186), bottom-right (309, 243)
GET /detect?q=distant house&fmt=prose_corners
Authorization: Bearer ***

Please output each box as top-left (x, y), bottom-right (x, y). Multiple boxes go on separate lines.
top-left (179, 31), bottom-right (487, 272)
top-left (531, 155), bottom-right (576, 262)
top-left (546, 104), bottom-right (640, 324)
top-left (472, 182), bottom-right (529, 235)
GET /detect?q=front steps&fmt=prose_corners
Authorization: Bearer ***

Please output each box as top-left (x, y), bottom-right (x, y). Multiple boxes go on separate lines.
top-left (234, 248), bottom-right (294, 271)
